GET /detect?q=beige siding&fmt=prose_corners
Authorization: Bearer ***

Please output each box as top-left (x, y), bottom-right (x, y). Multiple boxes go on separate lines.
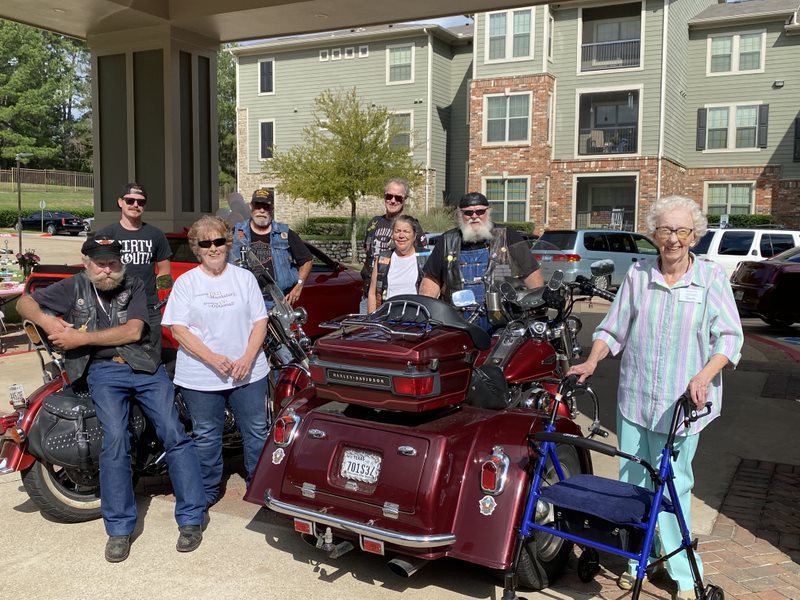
top-left (447, 47), bottom-right (473, 204)
top-left (685, 20), bottom-right (800, 178)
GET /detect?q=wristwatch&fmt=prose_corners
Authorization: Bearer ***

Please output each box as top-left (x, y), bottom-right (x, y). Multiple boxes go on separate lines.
top-left (296, 278), bottom-right (304, 286)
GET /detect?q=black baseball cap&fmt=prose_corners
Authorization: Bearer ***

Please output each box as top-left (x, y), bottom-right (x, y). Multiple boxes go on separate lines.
top-left (82, 237), bottom-right (123, 261)
top-left (251, 188), bottom-right (275, 205)
top-left (120, 183), bottom-right (147, 199)
top-left (459, 192), bottom-right (489, 209)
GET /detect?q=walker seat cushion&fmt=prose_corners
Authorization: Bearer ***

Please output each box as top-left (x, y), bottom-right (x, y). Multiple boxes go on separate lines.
top-left (540, 474), bottom-right (673, 526)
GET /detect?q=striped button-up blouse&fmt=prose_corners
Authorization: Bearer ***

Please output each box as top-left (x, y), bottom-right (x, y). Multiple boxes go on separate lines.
top-left (593, 255), bottom-right (743, 435)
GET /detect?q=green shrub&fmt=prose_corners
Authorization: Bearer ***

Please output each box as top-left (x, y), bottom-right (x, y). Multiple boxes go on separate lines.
top-left (497, 220), bottom-right (535, 233)
top-left (706, 214), bottom-right (772, 227)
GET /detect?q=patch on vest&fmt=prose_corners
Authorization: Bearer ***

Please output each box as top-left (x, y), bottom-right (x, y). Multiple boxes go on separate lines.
top-left (378, 256), bottom-right (390, 265)
top-left (280, 231), bottom-right (288, 239)
top-left (117, 290), bottom-right (131, 305)
top-left (77, 298), bottom-right (85, 306)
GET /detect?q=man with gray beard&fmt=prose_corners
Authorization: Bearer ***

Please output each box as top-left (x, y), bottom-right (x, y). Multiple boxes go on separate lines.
top-left (16, 237), bottom-right (206, 563)
top-left (420, 192), bottom-right (543, 330)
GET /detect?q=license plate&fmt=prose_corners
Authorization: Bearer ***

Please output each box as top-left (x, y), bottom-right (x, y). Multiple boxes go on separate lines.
top-left (340, 449), bottom-right (382, 484)
top-left (542, 255), bottom-right (553, 262)
top-left (734, 290), bottom-right (744, 301)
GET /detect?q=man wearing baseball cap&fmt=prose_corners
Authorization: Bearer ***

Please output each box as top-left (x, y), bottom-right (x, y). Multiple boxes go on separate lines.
top-left (420, 192), bottom-right (543, 330)
top-left (230, 187), bottom-right (312, 306)
top-left (16, 236), bottom-right (206, 563)
top-left (94, 182), bottom-right (173, 351)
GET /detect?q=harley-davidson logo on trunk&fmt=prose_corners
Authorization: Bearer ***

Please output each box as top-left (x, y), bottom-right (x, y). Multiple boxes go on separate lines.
top-left (327, 369), bottom-right (392, 389)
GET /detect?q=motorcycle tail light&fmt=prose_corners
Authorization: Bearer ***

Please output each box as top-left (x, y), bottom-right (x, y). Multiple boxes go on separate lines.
top-left (0, 412), bottom-right (20, 435)
top-left (392, 374), bottom-right (435, 396)
top-left (273, 410), bottom-right (300, 447)
top-left (480, 447), bottom-right (509, 495)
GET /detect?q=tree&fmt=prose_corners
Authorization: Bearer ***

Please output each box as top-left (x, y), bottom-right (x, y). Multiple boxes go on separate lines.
top-left (267, 88), bottom-right (423, 260)
top-left (217, 44), bottom-right (237, 192)
top-left (0, 19), bottom-right (92, 170)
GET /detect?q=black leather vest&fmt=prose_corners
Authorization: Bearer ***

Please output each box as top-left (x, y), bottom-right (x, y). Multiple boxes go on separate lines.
top-left (65, 272), bottom-right (160, 383)
top-left (440, 226), bottom-right (510, 302)
top-left (374, 249), bottom-right (428, 302)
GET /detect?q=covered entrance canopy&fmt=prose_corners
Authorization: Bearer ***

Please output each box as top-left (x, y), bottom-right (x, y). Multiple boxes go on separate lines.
top-left (0, 0), bottom-right (562, 232)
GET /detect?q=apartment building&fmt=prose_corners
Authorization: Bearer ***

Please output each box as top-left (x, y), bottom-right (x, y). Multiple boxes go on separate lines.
top-left (234, 0), bottom-right (800, 230)
top-left (231, 24), bottom-right (473, 223)
top-left (467, 0), bottom-right (800, 231)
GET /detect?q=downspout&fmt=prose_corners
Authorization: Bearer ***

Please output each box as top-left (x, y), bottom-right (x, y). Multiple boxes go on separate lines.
top-left (425, 28), bottom-right (433, 213)
top-left (656, 0), bottom-right (670, 204)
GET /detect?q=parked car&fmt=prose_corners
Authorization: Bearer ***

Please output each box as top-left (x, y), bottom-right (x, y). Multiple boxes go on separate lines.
top-left (15, 211), bottom-right (84, 236)
top-left (729, 245), bottom-right (800, 327)
top-left (531, 229), bottom-right (659, 289)
top-left (693, 228), bottom-right (800, 280)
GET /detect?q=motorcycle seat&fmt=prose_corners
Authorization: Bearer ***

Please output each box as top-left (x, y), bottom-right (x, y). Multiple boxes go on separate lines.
top-left (381, 294), bottom-right (491, 350)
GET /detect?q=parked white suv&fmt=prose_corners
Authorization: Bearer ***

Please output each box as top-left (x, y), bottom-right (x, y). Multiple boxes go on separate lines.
top-left (693, 228), bottom-right (800, 279)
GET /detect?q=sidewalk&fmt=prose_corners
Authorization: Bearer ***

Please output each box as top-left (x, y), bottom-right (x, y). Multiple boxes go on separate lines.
top-left (1, 314), bottom-right (798, 599)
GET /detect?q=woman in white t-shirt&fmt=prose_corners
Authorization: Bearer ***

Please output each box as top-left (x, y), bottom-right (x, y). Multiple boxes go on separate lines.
top-left (162, 215), bottom-right (269, 508)
top-left (367, 215), bottom-right (428, 312)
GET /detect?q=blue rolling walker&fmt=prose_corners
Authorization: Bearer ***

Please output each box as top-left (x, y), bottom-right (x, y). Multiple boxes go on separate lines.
top-left (503, 377), bottom-right (724, 600)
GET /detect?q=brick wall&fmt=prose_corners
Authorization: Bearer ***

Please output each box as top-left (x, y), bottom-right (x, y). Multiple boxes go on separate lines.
top-left (773, 180), bottom-right (800, 228)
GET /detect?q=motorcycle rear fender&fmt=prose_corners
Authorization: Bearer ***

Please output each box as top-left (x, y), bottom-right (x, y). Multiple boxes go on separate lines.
top-left (0, 378), bottom-right (63, 473)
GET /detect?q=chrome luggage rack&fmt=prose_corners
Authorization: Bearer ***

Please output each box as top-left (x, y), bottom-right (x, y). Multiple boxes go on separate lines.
top-left (319, 298), bottom-right (436, 341)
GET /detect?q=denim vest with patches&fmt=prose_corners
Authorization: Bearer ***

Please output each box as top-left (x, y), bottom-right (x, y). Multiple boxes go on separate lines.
top-left (440, 226), bottom-right (510, 303)
top-left (230, 219), bottom-right (299, 293)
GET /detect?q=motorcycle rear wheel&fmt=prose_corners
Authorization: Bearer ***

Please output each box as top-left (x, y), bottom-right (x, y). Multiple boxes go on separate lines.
top-left (516, 445), bottom-right (581, 590)
top-left (21, 460), bottom-right (102, 523)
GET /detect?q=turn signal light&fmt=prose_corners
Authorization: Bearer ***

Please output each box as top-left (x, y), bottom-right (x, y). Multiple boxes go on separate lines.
top-left (273, 410), bottom-right (300, 447)
top-left (392, 375), bottom-right (435, 396)
top-left (309, 365), bottom-right (325, 383)
top-left (0, 413), bottom-right (20, 435)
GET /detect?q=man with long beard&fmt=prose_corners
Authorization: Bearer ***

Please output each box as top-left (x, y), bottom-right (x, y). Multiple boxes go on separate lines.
top-left (230, 188), bottom-right (312, 305)
top-left (420, 192), bottom-right (543, 330)
top-left (16, 237), bottom-right (206, 563)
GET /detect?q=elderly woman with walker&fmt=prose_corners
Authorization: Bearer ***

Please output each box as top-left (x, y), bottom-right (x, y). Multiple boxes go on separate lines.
top-left (568, 195), bottom-right (744, 600)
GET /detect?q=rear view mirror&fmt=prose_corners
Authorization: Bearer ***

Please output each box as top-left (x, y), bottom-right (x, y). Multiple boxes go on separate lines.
top-left (452, 289), bottom-right (477, 307)
top-left (590, 259), bottom-right (614, 277)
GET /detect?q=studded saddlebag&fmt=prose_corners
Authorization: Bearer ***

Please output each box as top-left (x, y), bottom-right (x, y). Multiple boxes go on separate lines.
top-left (27, 388), bottom-right (103, 471)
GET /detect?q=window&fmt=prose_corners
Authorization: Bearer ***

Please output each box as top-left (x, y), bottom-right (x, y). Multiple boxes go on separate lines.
top-left (485, 177), bottom-right (529, 221)
top-left (386, 44), bottom-right (414, 84)
top-left (259, 120), bottom-right (274, 159)
top-left (484, 93), bottom-right (531, 144)
top-left (717, 231), bottom-right (754, 256)
top-left (258, 58), bottom-right (274, 94)
top-left (760, 234), bottom-right (795, 258)
top-left (697, 104), bottom-right (768, 151)
top-left (547, 92), bottom-right (554, 145)
top-left (707, 31), bottom-right (764, 74)
top-left (344, 47), bottom-right (355, 59)
top-left (359, 45), bottom-right (369, 58)
top-left (486, 8), bottom-right (533, 62)
top-left (706, 182), bottom-right (754, 215)
top-left (319, 50), bottom-right (329, 62)
top-left (331, 48), bottom-right (341, 61)
top-left (547, 9), bottom-right (554, 61)
top-left (388, 112), bottom-right (412, 150)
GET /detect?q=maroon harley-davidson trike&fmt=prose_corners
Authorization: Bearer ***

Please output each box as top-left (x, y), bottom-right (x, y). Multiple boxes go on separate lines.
top-left (245, 259), bottom-right (617, 591)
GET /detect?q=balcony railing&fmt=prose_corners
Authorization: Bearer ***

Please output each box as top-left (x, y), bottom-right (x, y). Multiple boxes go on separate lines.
top-left (578, 126), bottom-right (637, 155)
top-left (581, 39), bottom-right (640, 71)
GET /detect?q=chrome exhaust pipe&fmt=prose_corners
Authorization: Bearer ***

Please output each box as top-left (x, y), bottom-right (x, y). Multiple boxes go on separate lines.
top-left (387, 556), bottom-right (429, 578)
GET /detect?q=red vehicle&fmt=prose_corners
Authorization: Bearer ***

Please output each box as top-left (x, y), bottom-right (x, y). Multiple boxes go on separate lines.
top-left (730, 246), bottom-right (800, 327)
top-left (245, 265), bottom-right (616, 590)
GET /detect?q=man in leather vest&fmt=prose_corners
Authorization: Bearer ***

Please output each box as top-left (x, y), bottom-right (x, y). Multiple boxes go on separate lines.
top-left (230, 188), bottom-right (312, 306)
top-left (419, 192), bottom-right (543, 330)
top-left (16, 237), bottom-right (206, 563)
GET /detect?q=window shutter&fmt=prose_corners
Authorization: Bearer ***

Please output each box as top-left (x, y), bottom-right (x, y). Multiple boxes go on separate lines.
top-left (261, 122), bottom-right (274, 159)
top-left (757, 104), bottom-right (769, 148)
top-left (696, 108), bottom-right (707, 151)
top-left (794, 117), bottom-right (800, 161)
top-left (260, 61), bottom-right (273, 94)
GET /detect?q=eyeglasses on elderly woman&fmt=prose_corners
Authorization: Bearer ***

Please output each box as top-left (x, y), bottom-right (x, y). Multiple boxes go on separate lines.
top-left (654, 227), bottom-right (693, 241)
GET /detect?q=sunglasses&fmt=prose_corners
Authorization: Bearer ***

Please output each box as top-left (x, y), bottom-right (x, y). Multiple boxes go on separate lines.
top-left (197, 237), bottom-right (227, 249)
top-left (384, 193), bottom-right (405, 203)
top-left (461, 208), bottom-right (488, 217)
top-left (122, 197), bottom-right (146, 207)
top-left (654, 227), bottom-right (693, 241)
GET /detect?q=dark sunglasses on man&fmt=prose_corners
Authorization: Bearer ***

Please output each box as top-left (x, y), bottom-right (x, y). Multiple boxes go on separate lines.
top-left (462, 208), bottom-right (488, 217)
top-left (197, 237), bottom-right (227, 249)
top-left (384, 193), bottom-right (405, 204)
top-left (122, 196), bottom-right (146, 207)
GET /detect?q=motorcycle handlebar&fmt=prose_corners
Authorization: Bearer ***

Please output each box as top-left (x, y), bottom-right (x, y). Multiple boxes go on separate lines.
top-left (574, 275), bottom-right (616, 303)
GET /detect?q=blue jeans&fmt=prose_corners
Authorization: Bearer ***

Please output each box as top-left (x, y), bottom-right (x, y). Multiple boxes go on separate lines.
top-left (180, 376), bottom-right (269, 505)
top-left (86, 361), bottom-right (205, 536)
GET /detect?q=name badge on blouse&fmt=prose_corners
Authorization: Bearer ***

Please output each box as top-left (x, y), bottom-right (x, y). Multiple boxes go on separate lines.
top-left (679, 288), bottom-right (702, 303)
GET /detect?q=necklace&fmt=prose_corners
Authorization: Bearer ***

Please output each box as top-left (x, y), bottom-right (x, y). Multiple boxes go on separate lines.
top-left (93, 284), bottom-right (110, 319)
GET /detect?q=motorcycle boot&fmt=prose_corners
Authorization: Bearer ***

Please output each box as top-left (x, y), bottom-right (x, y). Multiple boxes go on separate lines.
top-left (105, 535), bottom-right (131, 563)
top-left (176, 525), bottom-right (203, 553)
